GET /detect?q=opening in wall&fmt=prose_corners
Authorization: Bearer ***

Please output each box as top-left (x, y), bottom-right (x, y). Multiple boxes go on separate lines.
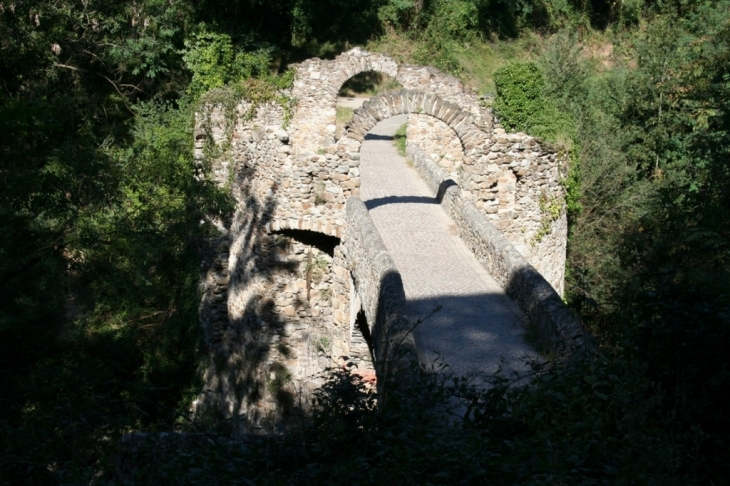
top-left (354, 309), bottom-right (374, 361)
top-left (338, 71), bottom-right (402, 98)
top-left (337, 71), bottom-right (404, 138)
top-left (271, 229), bottom-right (340, 257)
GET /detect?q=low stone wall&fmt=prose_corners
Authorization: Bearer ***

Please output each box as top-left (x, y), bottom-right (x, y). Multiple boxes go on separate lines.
top-left (460, 126), bottom-right (568, 294)
top-left (407, 143), bottom-right (588, 348)
top-left (343, 197), bottom-right (418, 387)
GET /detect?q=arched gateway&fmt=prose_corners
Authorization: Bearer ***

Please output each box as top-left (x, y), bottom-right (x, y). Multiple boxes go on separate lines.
top-left (289, 47), bottom-right (488, 152)
top-left (192, 48), bottom-right (580, 426)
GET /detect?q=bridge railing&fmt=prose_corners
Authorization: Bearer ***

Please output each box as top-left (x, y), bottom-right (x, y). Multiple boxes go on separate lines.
top-left (406, 142), bottom-right (592, 352)
top-left (343, 197), bottom-right (420, 392)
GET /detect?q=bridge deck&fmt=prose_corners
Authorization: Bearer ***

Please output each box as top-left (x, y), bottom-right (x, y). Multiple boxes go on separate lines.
top-left (359, 115), bottom-right (536, 379)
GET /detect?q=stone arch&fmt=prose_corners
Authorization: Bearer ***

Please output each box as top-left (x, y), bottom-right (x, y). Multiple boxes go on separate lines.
top-left (341, 90), bottom-right (488, 156)
top-left (329, 56), bottom-right (399, 96)
top-left (289, 47), bottom-right (488, 153)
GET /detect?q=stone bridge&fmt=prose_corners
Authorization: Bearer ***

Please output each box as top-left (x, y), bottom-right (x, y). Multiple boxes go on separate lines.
top-left (192, 48), bottom-right (586, 426)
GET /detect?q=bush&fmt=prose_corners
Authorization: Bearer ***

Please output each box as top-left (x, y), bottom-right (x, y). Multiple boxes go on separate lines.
top-left (108, 355), bottom-right (691, 484)
top-left (494, 62), bottom-right (545, 129)
top-left (494, 61), bottom-right (574, 142)
top-left (183, 29), bottom-right (272, 98)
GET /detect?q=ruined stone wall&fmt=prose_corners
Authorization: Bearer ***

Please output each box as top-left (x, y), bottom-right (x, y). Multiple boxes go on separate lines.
top-left (193, 100), bottom-right (371, 427)
top-left (290, 47), bottom-right (490, 152)
top-left (406, 114), bottom-right (465, 177)
top-left (459, 127), bottom-right (568, 295)
top-left (195, 98), bottom-right (363, 239)
top-left (406, 143), bottom-right (586, 346)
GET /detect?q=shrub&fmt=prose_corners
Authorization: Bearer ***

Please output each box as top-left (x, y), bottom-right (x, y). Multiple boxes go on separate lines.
top-left (494, 60), bottom-right (575, 142)
top-left (494, 61), bottom-right (545, 131)
top-left (183, 29), bottom-right (272, 98)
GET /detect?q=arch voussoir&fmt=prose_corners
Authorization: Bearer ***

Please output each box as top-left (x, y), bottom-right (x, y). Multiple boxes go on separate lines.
top-left (423, 93), bottom-right (438, 116)
top-left (338, 89), bottom-right (488, 158)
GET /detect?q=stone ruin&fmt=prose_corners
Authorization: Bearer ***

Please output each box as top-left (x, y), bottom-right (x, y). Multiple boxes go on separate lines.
top-left (192, 47), bottom-right (572, 429)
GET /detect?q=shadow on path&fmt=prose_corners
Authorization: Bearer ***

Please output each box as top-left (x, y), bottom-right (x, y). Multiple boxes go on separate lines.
top-left (408, 293), bottom-right (531, 378)
top-left (365, 195), bottom-right (438, 210)
top-left (364, 133), bottom-right (395, 141)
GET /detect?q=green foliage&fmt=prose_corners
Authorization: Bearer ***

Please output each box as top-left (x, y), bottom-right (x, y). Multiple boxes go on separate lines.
top-left (108, 356), bottom-right (693, 484)
top-left (494, 61), bottom-right (574, 142)
top-left (267, 362), bottom-right (292, 393)
top-left (494, 61), bottom-right (546, 128)
top-left (0, 96), bottom-right (232, 483)
top-left (378, 0), bottom-right (423, 32)
top-left (428, 0), bottom-right (482, 40)
top-left (394, 122), bottom-right (407, 156)
top-left (542, 6), bottom-right (730, 481)
top-left (493, 57), bottom-right (584, 221)
top-left (290, 0), bottom-right (382, 47)
top-left (183, 29), bottom-right (272, 98)
top-left (534, 192), bottom-right (563, 244)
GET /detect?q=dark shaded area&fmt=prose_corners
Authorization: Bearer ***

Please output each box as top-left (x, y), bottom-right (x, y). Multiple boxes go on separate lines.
top-left (194, 0), bottom-right (384, 64)
top-left (355, 309), bottom-right (374, 360)
top-left (271, 229), bottom-right (341, 257)
top-left (369, 268), bottom-right (418, 394)
top-left (339, 70), bottom-right (401, 96)
top-left (436, 179), bottom-right (458, 203)
top-left (406, 293), bottom-right (534, 378)
top-left (364, 195), bottom-right (437, 210)
top-left (364, 133), bottom-right (395, 141)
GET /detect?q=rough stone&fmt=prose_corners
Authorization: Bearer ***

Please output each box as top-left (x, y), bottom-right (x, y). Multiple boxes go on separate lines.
top-left (192, 47), bottom-right (579, 430)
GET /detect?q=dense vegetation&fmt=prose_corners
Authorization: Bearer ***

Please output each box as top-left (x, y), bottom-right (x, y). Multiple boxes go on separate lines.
top-left (1, 0), bottom-right (729, 483)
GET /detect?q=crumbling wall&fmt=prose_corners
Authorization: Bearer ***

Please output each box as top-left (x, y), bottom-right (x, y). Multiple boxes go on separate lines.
top-left (193, 100), bottom-right (369, 428)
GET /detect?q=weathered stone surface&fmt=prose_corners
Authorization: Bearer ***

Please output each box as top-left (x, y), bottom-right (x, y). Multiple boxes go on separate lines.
top-left (406, 142), bottom-right (586, 347)
top-left (193, 46), bottom-right (577, 430)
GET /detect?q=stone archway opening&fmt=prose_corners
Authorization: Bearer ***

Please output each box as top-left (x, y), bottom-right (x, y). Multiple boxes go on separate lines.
top-left (340, 90), bottom-right (483, 158)
top-left (338, 70), bottom-right (402, 97)
top-left (349, 308), bottom-right (374, 375)
top-left (271, 229), bottom-right (340, 257)
top-left (336, 70), bottom-right (404, 139)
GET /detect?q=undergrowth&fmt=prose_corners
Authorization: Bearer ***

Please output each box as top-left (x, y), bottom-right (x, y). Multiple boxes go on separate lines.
top-left (110, 353), bottom-right (692, 484)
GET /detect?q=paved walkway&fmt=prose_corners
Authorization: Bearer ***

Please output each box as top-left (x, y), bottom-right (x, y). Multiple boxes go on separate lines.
top-left (359, 115), bottom-right (535, 379)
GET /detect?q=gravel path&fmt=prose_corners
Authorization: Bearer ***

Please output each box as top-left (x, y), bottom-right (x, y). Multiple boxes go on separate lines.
top-left (360, 115), bottom-right (535, 379)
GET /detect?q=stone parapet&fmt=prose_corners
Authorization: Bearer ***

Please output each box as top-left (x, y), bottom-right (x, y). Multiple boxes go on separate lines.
top-left (343, 197), bottom-right (418, 389)
top-left (407, 143), bottom-right (588, 349)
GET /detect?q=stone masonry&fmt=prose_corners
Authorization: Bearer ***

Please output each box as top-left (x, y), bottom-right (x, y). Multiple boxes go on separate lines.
top-left (193, 47), bottom-right (578, 427)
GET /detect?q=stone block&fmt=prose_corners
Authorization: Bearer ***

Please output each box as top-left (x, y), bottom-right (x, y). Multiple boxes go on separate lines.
top-left (283, 306), bottom-right (297, 318)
